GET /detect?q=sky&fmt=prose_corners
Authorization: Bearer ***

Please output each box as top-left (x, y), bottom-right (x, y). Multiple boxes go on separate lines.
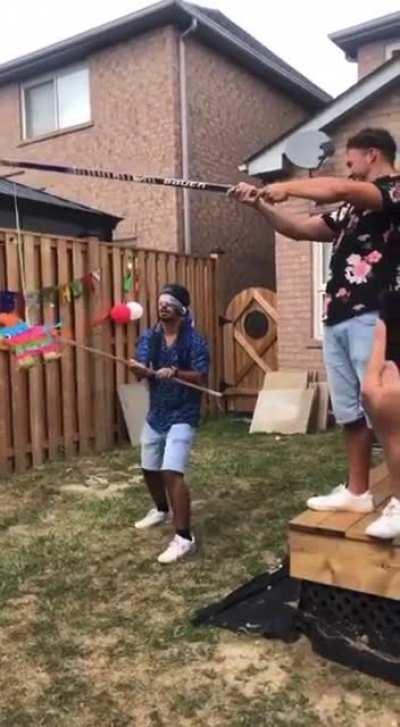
top-left (2, 1), bottom-right (399, 97)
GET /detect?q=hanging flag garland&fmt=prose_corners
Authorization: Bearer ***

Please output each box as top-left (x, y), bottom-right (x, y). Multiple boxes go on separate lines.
top-left (123, 256), bottom-right (141, 299)
top-left (0, 270), bottom-right (101, 311)
top-left (26, 269), bottom-right (101, 307)
top-left (123, 272), bottom-right (133, 293)
top-left (0, 264), bottom-right (142, 312)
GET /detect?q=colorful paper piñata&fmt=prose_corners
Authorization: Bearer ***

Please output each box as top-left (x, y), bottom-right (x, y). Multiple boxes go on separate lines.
top-left (0, 321), bottom-right (62, 368)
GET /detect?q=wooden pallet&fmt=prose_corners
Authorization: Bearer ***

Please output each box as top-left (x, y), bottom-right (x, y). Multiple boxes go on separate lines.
top-left (289, 462), bottom-right (400, 600)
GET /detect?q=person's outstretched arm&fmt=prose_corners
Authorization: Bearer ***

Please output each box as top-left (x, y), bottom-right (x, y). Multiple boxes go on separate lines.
top-left (258, 176), bottom-right (383, 210)
top-left (230, 182), bottom-right (334, 242)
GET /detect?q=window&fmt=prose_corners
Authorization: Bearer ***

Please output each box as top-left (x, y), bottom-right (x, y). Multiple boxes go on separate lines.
top-left (313, 242), bottom-right (333, 340)
top-left (385, 41), bottom-right (400, 61)
top-left (22, 64), bottom-right (91, 140)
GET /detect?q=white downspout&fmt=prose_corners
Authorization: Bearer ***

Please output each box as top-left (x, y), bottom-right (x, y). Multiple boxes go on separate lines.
top-left (179, 18), bottom-right (197, 254)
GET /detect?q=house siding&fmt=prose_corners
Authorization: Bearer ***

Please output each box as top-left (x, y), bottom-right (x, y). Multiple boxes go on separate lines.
top-left (0, 27), bottom-right (184, 251)
top-left (185, 38), bottom-right (309, 304)
top-left (0, 22), bottom-right (314, 306)
top-left (357, 41), bottom-right (387, 79)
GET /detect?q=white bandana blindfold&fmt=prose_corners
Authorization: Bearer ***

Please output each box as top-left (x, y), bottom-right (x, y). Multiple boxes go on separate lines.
top-left (158, 293), bottom-right (187, 316)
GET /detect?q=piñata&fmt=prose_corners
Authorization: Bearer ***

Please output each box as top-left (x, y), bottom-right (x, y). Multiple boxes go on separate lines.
top-left (0, 318), bottom-right (62, 368)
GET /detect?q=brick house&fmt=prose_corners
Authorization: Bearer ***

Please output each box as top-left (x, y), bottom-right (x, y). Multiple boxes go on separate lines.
top-left (241, 11), bottom-right (400, 372)
top-left (0, 0), bottom-right (329, 304)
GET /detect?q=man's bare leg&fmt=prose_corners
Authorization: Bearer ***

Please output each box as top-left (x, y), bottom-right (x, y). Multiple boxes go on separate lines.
top-left (142, 469), bottom-right (169, 512)
top-left (163, 470), bottom-right (191, 537)
top-left (344, 419), bottom-right (374, 495)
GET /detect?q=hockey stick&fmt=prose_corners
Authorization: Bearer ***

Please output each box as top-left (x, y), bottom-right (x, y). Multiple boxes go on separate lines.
top-left (0, 158), bottom-right (232, 194)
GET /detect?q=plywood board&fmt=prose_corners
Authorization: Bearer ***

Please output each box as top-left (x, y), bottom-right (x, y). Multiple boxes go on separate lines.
top-left (370, 461), bottom-right (389, 488)
top-left (369, 461), bottom-right (392, 505)
top-left (344, 501), bottom-right (389, 543)
top-left (290, 509), bottom-right (367, 536)
top-left (262, 370), bottom-right (308, 391)
top-left (289, 529), bottom-right (400, 599)
top-left (250, 389), bottom-right (315, 435)
top-left (118, 383), bottom-right (149, 447)
top-left (308, 382), bottom-right (330, 432)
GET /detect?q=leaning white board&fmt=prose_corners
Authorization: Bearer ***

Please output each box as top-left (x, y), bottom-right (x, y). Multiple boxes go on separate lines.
top-left (250, 388), bottom-right (315, 435)
top-left (118, 382), bottom-right (149, 446)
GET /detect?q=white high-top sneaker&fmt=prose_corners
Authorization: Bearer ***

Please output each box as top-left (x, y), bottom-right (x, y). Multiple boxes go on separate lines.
top-left (366, 498), bottom-right (400, 539)
top-left (157, 534), bottom-right (196, 564)
top-left (134, 508), bottom-right (170, 530)
top-left (307, 484), bottom-right (374, 513)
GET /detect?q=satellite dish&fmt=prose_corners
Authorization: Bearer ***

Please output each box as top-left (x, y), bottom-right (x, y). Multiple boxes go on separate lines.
top-left (285, 130), bottom-right (335, 170)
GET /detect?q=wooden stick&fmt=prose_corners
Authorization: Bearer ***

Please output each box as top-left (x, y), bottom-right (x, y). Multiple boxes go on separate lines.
top-left (58, 336), bottom-right (223, 399)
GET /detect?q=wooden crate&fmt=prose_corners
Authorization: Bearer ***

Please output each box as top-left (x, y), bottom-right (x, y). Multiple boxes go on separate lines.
top-left (288, 463), bottom-right (400, 600)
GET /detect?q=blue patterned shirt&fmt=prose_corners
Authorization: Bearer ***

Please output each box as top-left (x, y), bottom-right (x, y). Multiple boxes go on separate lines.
top-left (136, 326), bottom-right (210, 433)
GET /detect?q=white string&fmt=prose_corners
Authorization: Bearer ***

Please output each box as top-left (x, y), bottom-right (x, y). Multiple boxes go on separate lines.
top-left (12, 183), bottom-right (29, 324)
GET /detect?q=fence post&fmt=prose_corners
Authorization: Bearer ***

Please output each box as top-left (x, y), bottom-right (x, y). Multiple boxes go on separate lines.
top-left (209, 251), bottom-right (225, 415)
top-left (24, 233), bottom-right (46, 467)
top-left (88, 238), bottom-right (107, 452)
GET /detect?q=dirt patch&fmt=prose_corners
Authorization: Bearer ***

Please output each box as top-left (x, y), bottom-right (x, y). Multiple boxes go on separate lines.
top-left (0, 656), bottom-right (50, 710)
top-left (0, 595), bottom-right (50, 710)
top-left (59, 481), bottom-right (133, 499)
top-left (208, 638), bottom-right (288, 697)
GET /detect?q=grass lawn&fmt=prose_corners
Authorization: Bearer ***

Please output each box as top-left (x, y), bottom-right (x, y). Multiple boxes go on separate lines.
top-left (0, 417), bottom-right (398, 726)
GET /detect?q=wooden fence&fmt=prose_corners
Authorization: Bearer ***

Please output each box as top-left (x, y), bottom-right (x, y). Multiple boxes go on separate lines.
top-left (0, 229), bottom-right (222, 474)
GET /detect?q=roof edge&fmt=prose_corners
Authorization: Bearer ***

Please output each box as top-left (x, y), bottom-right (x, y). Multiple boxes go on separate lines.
top-left (6, 177), bottom-right (122, 224)
top-left (242, 54), bottom-right (400, 178)
top-left (0, 0), bottom-right (330, 107)
top-left (329, 11), bottom-right (400, 61)
top-left (0, 0), bottom-right (180, 84)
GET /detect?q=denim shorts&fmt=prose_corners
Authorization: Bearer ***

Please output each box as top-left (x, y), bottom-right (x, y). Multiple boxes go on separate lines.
top-left (323, 312), bottom-right (379, 425)
top-left (140, 421), bottom-right (196, 473)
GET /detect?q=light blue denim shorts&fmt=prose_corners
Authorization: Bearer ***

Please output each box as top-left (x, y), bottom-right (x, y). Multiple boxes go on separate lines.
top-left (323, 311), bottom-right (379, 425)
top-left (140, 421), bottom-right (196, 473)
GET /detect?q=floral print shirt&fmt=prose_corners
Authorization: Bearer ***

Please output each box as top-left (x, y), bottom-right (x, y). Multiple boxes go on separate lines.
top-left (322, 175), bottom-right (400, 326)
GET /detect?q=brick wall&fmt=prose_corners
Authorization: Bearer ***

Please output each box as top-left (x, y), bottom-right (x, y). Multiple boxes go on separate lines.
top-left (0, 27), bottom-right (184, 250)
top-left (186, 38), bottom-right (310, 305)
top-left (357, 41), bottom-right (387, 79)
top-left (357, 37), bottom-right (400, 79)
top-left (275, 195), bottom-right (326, 376)
top-left (0, 24), bottom-right (313, 305)
top-left (276, 84), bottom-right (400, 373)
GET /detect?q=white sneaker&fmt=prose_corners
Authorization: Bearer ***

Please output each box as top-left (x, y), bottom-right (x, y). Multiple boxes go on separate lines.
top-left (307, 484), bottom-right (374, 513)
top-left (134, 507), bottom-right (170, 530)
top-left (157, 534), bottom-right (196, 564)
top-left (366, 498), bottom-right (400, 539)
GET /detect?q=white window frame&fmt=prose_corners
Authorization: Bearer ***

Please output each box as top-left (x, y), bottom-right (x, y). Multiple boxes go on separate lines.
top-left (313, 242), bottom-right (333, 341)
top-left (21, 63), bottom-right (91, 140)
top-left (385, 41), bottom-right (400, 61)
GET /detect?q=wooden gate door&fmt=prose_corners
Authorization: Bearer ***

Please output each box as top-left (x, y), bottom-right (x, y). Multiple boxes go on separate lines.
top-left (223, 287), bottom-right (278, 412)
